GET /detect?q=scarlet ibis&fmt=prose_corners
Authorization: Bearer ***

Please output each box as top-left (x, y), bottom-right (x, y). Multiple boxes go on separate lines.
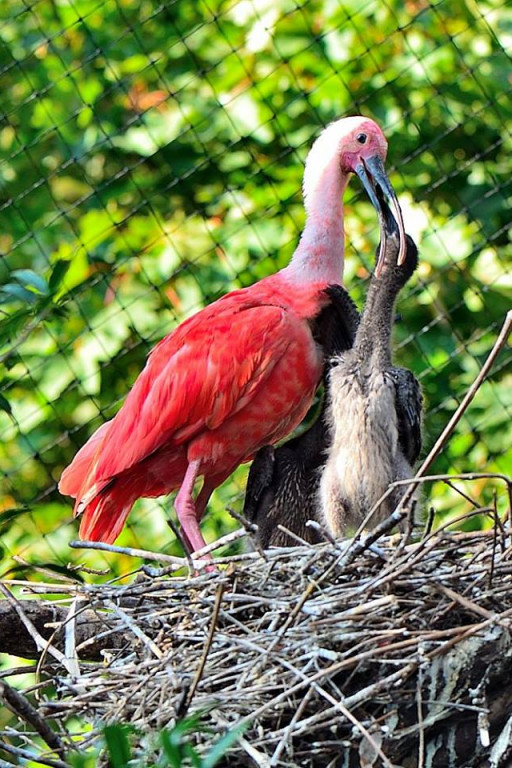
top-left (59, 116), bottom-right (406, 557)
top-left (320, 198), bottom-right (422, 536)
top-left (243, 285), bottom-right (360, 547)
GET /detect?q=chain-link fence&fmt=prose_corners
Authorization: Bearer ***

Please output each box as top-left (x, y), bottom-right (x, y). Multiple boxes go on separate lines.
top-left (0, 0), bottom-right (510, 576)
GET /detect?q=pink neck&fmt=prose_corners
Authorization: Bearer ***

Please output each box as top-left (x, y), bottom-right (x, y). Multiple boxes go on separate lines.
top-left (282, 155), bottom-right (349, 287)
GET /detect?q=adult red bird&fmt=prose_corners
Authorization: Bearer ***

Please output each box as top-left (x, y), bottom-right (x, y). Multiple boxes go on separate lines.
top-left (59, 116), bottom-right (406, 557)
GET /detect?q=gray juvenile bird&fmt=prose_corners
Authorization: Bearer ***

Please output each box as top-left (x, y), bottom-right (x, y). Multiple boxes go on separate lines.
top-left (319, 204), bottom-right (422, 536)
top-left (243, 285), bottom-right (360, 547)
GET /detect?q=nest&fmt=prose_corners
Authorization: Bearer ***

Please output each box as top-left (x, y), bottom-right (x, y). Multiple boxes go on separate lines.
top-left (4, 502), bottom-right (512, 768)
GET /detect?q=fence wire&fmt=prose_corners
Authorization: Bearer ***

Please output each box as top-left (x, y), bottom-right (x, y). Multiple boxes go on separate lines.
top-left (0, 0), bottom-right (510, 574)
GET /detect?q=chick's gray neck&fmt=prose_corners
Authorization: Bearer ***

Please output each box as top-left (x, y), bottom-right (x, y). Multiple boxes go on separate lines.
top-left (352, 264), bottom-right (404, 371)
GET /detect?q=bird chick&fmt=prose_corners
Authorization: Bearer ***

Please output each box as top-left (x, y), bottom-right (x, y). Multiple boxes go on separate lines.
top-left (243, 286), bottom-right (360, 547)
top-left (319, 202), bottom-right (422, 537)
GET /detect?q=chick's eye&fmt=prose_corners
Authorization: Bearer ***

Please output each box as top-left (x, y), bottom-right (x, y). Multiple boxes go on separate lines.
top-left (356, 133), bottom-right (367, 144)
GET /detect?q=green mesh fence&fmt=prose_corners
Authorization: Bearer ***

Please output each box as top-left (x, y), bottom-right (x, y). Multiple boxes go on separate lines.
top-left (0, 0), bottom-right (510, 576)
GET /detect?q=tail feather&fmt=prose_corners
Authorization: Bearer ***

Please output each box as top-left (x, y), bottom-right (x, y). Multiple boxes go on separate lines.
top-left (59, 421), bottom-right (112, 498)
top-left (63, 431), bottom-right (189, 544)
top-left (78, 480), bottom-right (137, 543)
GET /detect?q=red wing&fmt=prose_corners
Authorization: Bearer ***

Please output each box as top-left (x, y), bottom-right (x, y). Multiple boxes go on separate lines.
top-left (86, 299), bottom-right (296, 486)
top-left (59, 420), bottom-right (111, 497)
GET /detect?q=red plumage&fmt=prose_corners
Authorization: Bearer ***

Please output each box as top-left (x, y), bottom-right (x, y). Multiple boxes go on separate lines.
top-left (60, 275), bottom-right (329, 545)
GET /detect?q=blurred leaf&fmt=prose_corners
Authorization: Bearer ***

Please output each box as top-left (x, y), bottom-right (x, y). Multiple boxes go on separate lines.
top-left (11, 269), bottom-right (49, 295)
top-left (48, 259), bottom-right (71, 294)
top-left (0, 390), bottom-right (12, 415)
top-left (0, 283), bottom-right (39, 305)
top-left (103, 724), bottom-right (132, 768)
top-left (202, 723), bottom-right (248, 768)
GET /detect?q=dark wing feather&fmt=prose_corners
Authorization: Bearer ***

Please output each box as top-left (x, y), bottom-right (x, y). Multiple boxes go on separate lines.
top-left (243, 445), bottom-right (275, 522)
top-left (392, 367), bottom-right (423, 465)
top-left (313, 285), bottom-right (360, 359)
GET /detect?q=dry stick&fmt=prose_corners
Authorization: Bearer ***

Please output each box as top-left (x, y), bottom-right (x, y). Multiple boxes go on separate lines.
top-left (489, 493), bottom-right (499, 589)
top-left (416, 644), bottom-right (427, 768)
top-left (104, 599), bottom-right (164, 659)
top-left (228, 507), bottom-right (268, 560)
top-left (317, 686), bottom-right (393, 768)
top-left (270, 687), bottom-right (314, 766)
top-left (180, 582), bottom-right (226, 717)
top-left (166, 517), bottom-right (195, 572)
top-left (0, 741), bottom-right (68, 768)
top-left (70, 527), bottom-right (250, 571)
top-left (69, 540), bottom-right (208, 570)
top-left (273, 654), bottom-right (394, 768)
top-left (64, 596), bottom-right (81, 680)
top-left (340, 506), bottom-right (408, 567)
top-left (443, 479), bottom-right (481, 509)
top-left (0, 679), bottom-right (67, 757)
top-left (429, 583), bottom-right (495, 621)
top-left (12, 555), bottom-right (79, 583)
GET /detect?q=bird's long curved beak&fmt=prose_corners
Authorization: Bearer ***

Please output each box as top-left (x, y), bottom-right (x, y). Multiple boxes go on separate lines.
top-left (354, 155), bottom-right (406, 276)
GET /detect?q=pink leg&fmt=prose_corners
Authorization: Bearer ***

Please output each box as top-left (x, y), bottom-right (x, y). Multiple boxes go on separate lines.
top-left (195, 479), bottom-right (217, 522)
top-left (176, 476), bottom-right (215, 553)
top-left (180, 475), bottom-right (225, 556)
top-left (174, 459), bottom-right (208, 556)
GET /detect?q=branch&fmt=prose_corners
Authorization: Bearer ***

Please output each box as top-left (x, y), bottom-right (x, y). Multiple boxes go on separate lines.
top-left (0, 599), bottom-right (127, 661)
top-left (0, 679), bottom-right (66, 756)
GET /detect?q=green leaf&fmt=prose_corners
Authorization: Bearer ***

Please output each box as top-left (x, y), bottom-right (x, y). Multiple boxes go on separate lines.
top-left (0, 283), bottom-right (39, 305)
top-left (48, 259), bottom-right (71, 294)
top-left (201, 723), bottom-right (248, 768)
top-left (11, 268), bottom-right (49, 295)
top-left (103, 724), bottom-right (132, 768)
top-left (0, 390), bottom-right (12, 415)
top-left (160, 729), bottom-right (184, 768)
top-left (68, 750), bottom-right (99, 768)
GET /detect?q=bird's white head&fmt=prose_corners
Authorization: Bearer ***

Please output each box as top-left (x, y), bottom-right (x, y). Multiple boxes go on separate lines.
top-left (303, 116), bottom-right (406, 274)
top-left (315, 116), bottom-right (388, 173)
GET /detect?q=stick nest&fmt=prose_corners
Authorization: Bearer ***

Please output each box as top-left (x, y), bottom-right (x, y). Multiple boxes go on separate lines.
top-left (13, 515), bottom-right (512, 768)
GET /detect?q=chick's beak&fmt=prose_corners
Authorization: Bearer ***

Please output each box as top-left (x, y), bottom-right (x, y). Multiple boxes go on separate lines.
top-left (354, 155), bottom-right (406, 276)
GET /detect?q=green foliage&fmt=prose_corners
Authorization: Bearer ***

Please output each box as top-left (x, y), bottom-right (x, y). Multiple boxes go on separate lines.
top-left (67, 717), bottom-right (247, 768)
top-left (0, 0), bottom-right (510, 575)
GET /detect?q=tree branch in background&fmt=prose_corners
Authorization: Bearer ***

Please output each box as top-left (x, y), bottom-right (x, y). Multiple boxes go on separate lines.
top-left (0, 599), bottom-right (127, 661)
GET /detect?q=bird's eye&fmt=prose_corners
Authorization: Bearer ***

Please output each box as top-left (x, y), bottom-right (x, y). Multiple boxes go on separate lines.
top-left (356, 133), bottom-right (367, 144)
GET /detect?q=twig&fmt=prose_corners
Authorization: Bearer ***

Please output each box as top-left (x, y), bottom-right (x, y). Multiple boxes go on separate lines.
top-left (270, 687), bottom-right (313, 765)
top-left (340, 506), bottom-right (409, 566)
top-left (69, 540), bottom-right (211, 570)
top-left (179, 582), bottom-right (226, 717)
top-left (191, 527), bottom-right (249, 557)
top-left (64, 597), bottom-right (81, 679)
top-left (0, 680), bottom-right (67, 756)
top-left (166, 517), bottom-right (195, 571)
top-left (104, 599), bottom-right (164, 659)
top-left (0, 740), bottom-right (68, 768)
top-left (429, 583), bottom-right (494, 621)
top-left (228, 508), bottom-right (266, 560)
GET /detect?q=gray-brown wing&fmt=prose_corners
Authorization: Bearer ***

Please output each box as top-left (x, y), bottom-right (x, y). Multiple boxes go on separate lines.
top-left (392, 367), bottom-right (423, 465)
